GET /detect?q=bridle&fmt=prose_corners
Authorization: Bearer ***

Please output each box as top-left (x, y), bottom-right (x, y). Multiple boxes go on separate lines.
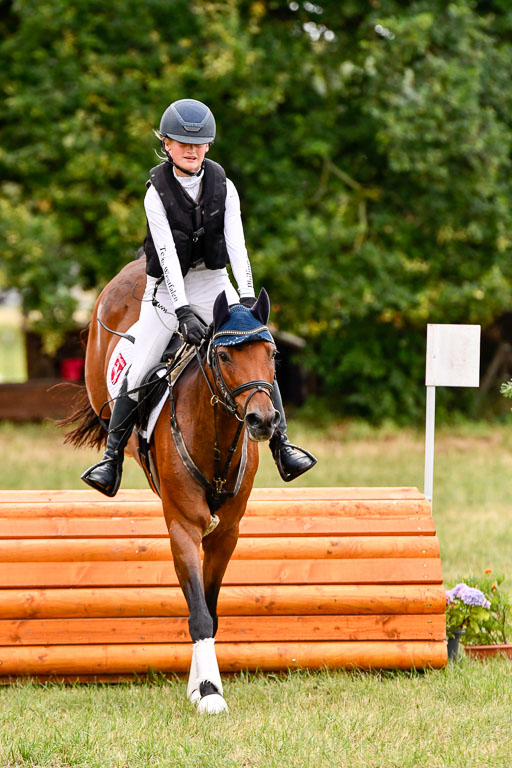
top-left (206, 333), bottom-right (275, 420)
top-left (169, 335), bottom-right (276, 512)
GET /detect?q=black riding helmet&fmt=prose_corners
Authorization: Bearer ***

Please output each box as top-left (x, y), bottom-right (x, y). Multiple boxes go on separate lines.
top-left (160, 99), bottom-right (216, 144)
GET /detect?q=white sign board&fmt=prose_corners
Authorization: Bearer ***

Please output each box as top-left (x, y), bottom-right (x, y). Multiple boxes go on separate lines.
top-left (425, 324), bottom-right (480, 388)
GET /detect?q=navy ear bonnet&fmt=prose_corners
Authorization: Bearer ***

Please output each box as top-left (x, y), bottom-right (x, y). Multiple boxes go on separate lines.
top-left (212, 305), bottom-right (274, 348)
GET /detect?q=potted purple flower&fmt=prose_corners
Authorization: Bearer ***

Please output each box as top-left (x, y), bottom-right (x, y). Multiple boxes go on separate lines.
top-left (462, 572), bottom-right (512, 659)
top-left (445, 583), bottom-right (491, 659)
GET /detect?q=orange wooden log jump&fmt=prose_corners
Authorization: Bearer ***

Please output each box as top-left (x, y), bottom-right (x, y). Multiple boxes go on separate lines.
top-left (0, 488), bottom-right (447, 674)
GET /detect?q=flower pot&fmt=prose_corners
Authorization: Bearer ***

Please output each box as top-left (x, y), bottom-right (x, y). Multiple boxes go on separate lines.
top-left (447, 630), bottom-right (465, 660)
top-left (464, 643), bottom-right (512, 659)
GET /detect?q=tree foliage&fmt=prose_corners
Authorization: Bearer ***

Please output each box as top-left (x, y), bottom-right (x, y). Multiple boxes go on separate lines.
top-left (1, 0), bottom-right (512, 419)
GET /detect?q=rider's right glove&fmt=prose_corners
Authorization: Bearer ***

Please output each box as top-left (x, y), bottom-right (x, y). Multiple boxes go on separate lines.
top-left (175, 305), bottom-right (207, 346)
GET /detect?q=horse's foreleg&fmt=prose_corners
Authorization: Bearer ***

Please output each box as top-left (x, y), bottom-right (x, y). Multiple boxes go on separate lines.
top-left (202, 526), bottom-right (240, 638)
top-left (169, 519), bottom-right (228, 714)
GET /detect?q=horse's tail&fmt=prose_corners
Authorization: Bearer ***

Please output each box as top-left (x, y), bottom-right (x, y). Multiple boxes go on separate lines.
top-left (57, 325), bottom-right (108, 451)
top-left (57, 387), bottom-right (107, 450)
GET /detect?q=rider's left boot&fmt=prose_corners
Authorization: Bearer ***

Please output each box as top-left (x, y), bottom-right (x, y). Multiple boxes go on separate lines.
top-left (81, 381), bottom-right (137, 497)
top-left (269, 378), bottom-right (317, 482)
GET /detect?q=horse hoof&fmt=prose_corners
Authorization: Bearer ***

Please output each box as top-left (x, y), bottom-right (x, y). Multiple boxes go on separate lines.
top-left (188, 688), bottom-right (200, 706)
top-left (197, 694), bottom-right (228, 714)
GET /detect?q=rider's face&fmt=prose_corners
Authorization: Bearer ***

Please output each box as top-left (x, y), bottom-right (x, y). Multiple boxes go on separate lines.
top-left (164, 139), bottom-right (209, 175)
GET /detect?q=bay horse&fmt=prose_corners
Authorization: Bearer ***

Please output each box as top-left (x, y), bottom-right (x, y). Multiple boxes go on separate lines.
top-left (64, 259), bottom-right (279, 714)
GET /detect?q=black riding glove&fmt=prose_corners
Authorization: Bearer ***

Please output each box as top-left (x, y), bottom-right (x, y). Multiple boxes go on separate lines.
top-left (239, 296), bottom-right (256, 308)
top-left (175, 305), bottom-right (207, 346)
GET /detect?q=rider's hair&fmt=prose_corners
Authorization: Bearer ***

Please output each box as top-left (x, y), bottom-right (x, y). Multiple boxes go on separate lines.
top-left (153, 129), bottom-right (167, 161)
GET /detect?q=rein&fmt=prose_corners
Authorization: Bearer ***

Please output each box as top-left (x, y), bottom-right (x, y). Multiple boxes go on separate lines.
top-left (169, 340), bottom-right (274, 512)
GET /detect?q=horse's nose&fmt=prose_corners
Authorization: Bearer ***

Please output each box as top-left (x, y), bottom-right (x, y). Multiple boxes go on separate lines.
top-left (246, 411), bottom-right (264, 431)
top-left (245, 408), bottom-right (280, 441)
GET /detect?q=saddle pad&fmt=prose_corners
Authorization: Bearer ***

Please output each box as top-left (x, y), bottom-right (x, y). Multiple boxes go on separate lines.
top-left (139, 347), bottom-right (196, 442)
top-left (105, 322), bottom-right (165, 442)
top-left (106, 325), bottom-right (195, 444)
top-left (106, 322), bottom-right (139, 402)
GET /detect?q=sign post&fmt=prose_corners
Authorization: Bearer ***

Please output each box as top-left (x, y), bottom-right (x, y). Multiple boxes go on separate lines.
top-left (424, 324), bottom-right (481, 509)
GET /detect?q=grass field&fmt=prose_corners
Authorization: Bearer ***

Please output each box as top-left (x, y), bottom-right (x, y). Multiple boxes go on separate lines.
top-left (0, 419), bottom-right (512, 767)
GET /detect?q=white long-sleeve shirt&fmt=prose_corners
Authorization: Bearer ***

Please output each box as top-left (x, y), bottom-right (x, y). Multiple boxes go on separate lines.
top-left (144, 167), bottom-right (254, 309)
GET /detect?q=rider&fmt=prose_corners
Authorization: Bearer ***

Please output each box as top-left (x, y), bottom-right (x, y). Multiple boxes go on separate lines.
top-left (81, 98), bottom-right (317, 497)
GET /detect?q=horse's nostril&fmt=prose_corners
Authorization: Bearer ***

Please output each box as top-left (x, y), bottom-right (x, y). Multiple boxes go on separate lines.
top-left (246, 411), bottom-right (264, 430)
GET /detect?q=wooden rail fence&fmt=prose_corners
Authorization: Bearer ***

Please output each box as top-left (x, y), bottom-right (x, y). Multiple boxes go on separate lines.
top-left (0, 487), bottom-right (447, 680)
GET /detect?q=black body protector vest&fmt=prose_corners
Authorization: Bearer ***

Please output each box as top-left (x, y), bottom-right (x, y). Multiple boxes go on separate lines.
top-left (144, 158), bottom-right (229, 279)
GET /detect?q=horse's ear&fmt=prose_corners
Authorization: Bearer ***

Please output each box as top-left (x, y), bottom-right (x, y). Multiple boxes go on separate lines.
top-left (213, 290), bottom-right (230, 331)
top-left (250, 287), bottom-right (270, 325)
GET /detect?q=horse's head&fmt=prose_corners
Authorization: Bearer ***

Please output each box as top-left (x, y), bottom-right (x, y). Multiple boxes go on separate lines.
top-left (209, 289), bottom-right (280, 441)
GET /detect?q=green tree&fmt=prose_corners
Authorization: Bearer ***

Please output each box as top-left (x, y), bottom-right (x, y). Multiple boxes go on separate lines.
top-left (1, 0), bottom-right (512, 419)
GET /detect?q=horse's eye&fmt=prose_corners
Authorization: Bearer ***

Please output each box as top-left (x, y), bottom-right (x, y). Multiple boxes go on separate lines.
top-left (271, 348), bottom-right (278, 360)
top-left (218, 351), bottom-right (229, 363)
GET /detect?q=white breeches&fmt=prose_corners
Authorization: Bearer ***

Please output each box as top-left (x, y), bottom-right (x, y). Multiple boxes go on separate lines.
top-left (126, 266), bottom-right (239, 399)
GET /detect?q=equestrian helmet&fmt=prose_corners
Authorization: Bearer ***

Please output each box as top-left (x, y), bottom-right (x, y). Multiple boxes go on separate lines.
top-left (159, 99), bottom-right (216, 144)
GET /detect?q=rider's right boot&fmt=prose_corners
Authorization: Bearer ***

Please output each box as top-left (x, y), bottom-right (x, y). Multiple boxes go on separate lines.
top-left (81, 383), bottom-right (138, 497)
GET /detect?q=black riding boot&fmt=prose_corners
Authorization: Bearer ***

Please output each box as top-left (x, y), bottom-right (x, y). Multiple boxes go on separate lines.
top-left (269, 379), bottom-right (317, 482)
top-left (81, 382), bottom-right (138, 497)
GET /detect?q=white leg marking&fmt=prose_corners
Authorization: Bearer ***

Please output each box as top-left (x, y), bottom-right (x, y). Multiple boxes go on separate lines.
top-left (197, 693), bottom-right (228, 714)
top-left (193, 637), bottom-right (228, 714)
top-left (187, 644), bottom-right (200, 705)
top-left (194, 637), bottom-right (223, 694)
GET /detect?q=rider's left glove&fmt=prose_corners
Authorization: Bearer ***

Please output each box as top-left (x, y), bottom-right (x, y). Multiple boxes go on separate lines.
top-left (176, 305), bottom-right (207, 346)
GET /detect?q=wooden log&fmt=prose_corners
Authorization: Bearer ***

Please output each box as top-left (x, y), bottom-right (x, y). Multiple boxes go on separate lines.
top-left (243, 516), bottom-right (436, 537)
top-left (0, 499), bottom-right (431, 519)
top-left (0, 640), bottom-right (447, 675)
top-left (0, 516), bottom-right (437, 539)
top-left (0, 538), bottom-right (171, 562)
top-left (0, 518), bottom-right (171, 539)
top-left (216, 640), bottom-right (448, 671)
top-left (0, 535), bottom-right (440, 562)
top-left (0, 487), bottom-right (424, 504)
top-left (234, 536), bottom-right (439, 560)
top-left (0, 501), bottom-right (160, 519)
top-left (0, 584), bottom-right (446, 619)
top-left (244, 500), bottom-right (431, 517)
top-left (0, 558), bottom-right (443, 588)
top-left (0, 614), bottom-right (447, 645)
